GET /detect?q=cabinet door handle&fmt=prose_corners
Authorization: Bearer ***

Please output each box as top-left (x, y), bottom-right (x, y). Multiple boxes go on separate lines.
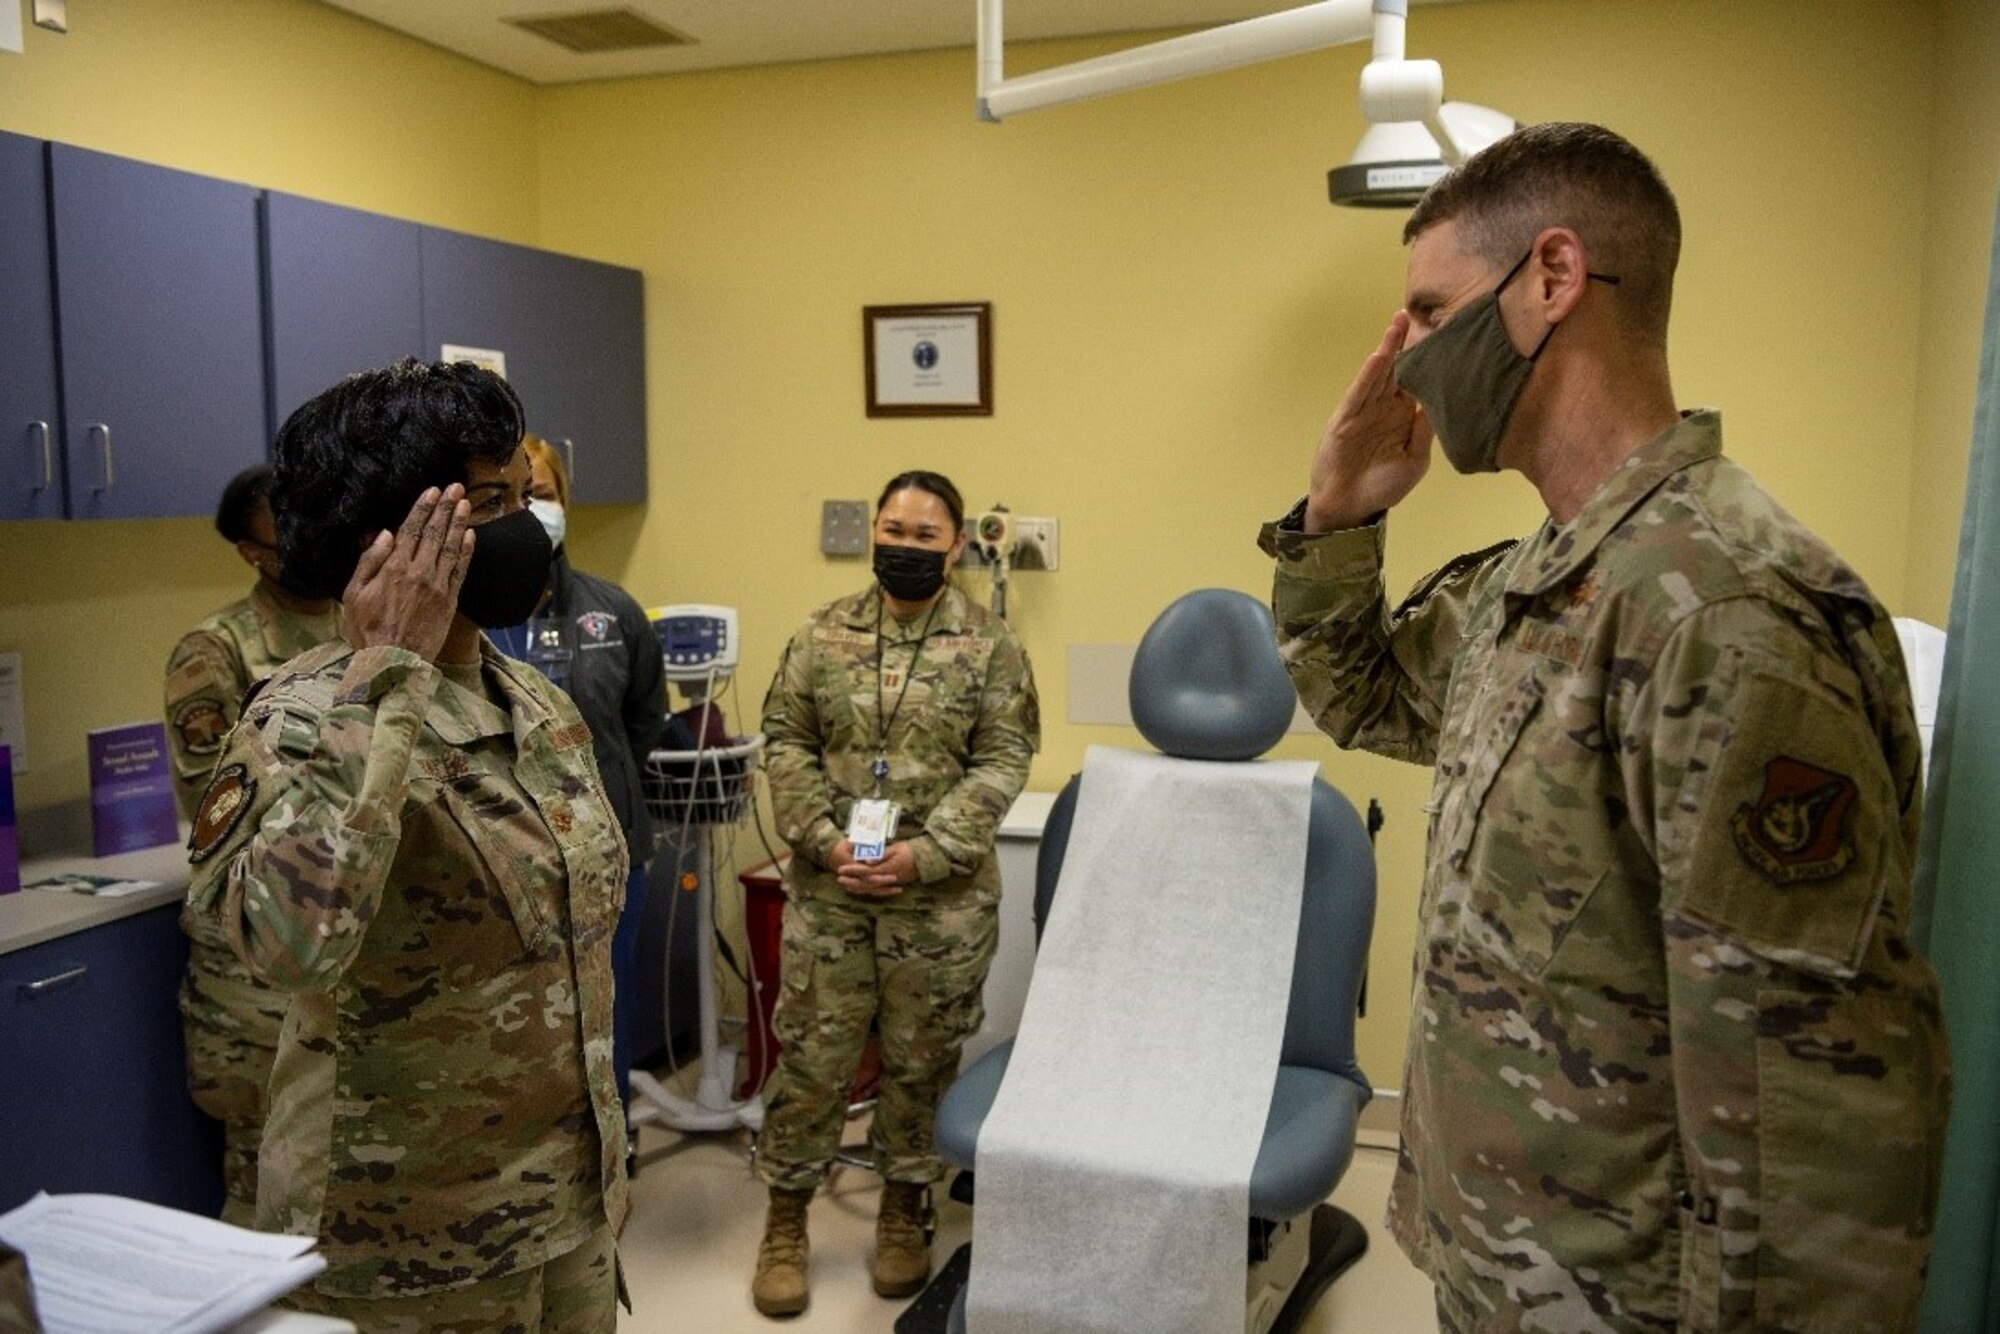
top-left (30, 420), bottom-right (52, 490)
top-left (88, 423), bottom-right (113, 491)
top-left (561, 438), bottom-right (576, 485)
top-left (19, 965), bottom-right (88, 996)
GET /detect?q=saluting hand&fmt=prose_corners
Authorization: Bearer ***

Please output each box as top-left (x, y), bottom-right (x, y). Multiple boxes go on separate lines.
top-left (1306, 312), bottom-right (1434, 533)
top-left (343, 485), bottom-right (474, 663)
top-left (837, 840), bottom-right (916, 899)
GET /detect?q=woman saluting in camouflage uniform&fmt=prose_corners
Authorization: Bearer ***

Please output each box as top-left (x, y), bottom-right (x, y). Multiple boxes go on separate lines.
top-left (752, 470), bottom-right (1040, 1318)
top-left (185, 361), bottom-right (629, 1333)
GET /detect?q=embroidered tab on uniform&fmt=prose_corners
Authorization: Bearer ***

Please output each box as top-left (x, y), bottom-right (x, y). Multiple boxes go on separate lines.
top-left (1731, 756), bottom-right (1858, 884)
top-left (189, 763), bottom-right (257, 864)
top-left (167, 657), bottom-right (212, 695)
top-left (173, 698), bottom-right (231, 757)
top-left (1515, 622), bottom-right (1586, 667)
top-left (551, 722), bottom-right (594, 750)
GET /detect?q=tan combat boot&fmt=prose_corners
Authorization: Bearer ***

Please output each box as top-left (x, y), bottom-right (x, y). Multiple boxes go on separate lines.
top-left (752, 1186), bottom-right (813, 1317)
top-left (872, 1180), bottom-right (932, 1298)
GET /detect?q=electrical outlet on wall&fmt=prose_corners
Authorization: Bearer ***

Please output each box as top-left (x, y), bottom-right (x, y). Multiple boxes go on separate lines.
top-left (33, 0), bottom-right (67, 34)
top-left (821, 499), bottom-right (870, 556)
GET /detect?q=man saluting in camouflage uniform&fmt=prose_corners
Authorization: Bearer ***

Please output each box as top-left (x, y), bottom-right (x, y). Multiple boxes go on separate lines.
top-left (1261, 123), bottom-right (1949, 1331)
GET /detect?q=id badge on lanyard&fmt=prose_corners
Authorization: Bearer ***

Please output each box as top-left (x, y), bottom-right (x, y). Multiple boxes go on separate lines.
top-left (846, 799), bottom-right (900, 863)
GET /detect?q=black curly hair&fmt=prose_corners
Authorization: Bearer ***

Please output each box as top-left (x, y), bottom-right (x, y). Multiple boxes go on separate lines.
top-left (271, 359), bottom-right (526, 600)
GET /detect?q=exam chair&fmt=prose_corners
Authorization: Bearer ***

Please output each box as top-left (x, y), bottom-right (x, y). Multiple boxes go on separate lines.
top-left (916, 588), bottom-right (1377, 1334)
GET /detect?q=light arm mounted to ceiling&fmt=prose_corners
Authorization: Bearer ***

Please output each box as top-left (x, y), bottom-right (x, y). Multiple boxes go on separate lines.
top-left (975, 0), bottom-right (1471, 165)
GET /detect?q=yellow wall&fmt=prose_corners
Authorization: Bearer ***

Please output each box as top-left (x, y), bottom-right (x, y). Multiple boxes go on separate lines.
top-left (536, 0), bottom-right (1949, 1084)
top-left (1, 0), bottom-right (1992, 1086)
top-left (1907, 0), bottom-right (2000, 625)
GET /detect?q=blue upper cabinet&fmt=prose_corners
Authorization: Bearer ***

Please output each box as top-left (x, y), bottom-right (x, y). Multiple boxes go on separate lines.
top-left (420, 227), bottom-right (648, 505)
top-left (0, 134), bottom-right (63, 521)
top-left (264, 193), bottom-right (425, 437)
top-left (49, 145), bottom-right (267, 520)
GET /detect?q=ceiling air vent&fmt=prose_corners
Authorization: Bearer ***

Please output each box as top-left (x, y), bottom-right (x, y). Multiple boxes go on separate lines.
top-left (505, 8), bottom-right (694, 54)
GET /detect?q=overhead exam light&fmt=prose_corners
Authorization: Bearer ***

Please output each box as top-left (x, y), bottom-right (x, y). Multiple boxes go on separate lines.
top-left (974, 0), bottom-right (1515, 208)
top-left (1330, 102), bottom-right (1516, 207)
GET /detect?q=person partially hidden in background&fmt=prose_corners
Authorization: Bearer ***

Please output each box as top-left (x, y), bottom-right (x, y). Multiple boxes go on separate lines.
top-left (1262, 123), bottom-right (1950, 1331)
top-left (489, 433), bottom-right (670, 1111)
top-left (185, 360), bottom-right (629, 1332)
top-left (164, 462), bottom-right (340, 1224)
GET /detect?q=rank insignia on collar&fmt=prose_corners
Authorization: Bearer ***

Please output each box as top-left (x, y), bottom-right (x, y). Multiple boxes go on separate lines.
top-left (1731, 756), bottom-right (1858, 884)
top-left (174, 698), bottom-right (230, 757)
top-left (189, 763), bottom-right (257, 863)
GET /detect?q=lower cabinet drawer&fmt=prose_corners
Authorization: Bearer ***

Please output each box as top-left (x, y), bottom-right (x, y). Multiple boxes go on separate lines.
top-left (0, 905), bottom-right (223, 1215)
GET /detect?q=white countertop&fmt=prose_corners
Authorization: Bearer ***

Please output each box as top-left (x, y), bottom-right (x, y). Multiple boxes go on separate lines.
top-left (0, 835), bottom-right (192, 957)
top-left (998, 789), bottom-right (1056, 839)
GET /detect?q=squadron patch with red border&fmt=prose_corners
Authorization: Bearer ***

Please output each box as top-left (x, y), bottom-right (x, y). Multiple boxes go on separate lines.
top-left (1731, 756), bottom-right (1858, 884)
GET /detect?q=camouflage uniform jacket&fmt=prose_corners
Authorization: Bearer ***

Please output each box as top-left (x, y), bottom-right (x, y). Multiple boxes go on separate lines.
top-left (1261, 412), bottom-right (1949, 1332)
top-left (183, 639), bottom-right (630, 1297)
top-left (165, 580), bottom-right (342, 816)
top-left (762, 583), bottom-right (1039, 908)
top-left (167, 581), bottom-right (341, 1127)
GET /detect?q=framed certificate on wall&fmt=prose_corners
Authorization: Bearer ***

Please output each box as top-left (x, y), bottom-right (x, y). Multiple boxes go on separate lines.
top-left (864, 302), bottom-right (992, 417)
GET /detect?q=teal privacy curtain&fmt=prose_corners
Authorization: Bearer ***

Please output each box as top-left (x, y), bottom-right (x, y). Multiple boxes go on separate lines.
top-left (1915, 190), bottom-right (2000, 1333)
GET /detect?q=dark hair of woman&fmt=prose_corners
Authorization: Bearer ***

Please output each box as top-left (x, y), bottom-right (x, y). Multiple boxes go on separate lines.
top-left (214, 464), bottom-right (273, 545)
top-left (271, 359), bottom-right (526, 599)
top-left (875, 469), bottom-right (965, 534)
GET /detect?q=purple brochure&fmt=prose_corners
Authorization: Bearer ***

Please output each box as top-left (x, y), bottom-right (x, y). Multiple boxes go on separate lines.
top-left (0, 745), bottom-right (16, 894)
top-left (88, 722), bottom-right (180, 856)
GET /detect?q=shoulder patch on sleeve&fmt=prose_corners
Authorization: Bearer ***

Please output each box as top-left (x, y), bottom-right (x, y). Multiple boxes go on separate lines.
top-left (1731, 756), bottom-right (1859, 884)
top-left (188, 763), bottom-right (257, 863)
top-left (173, 698), bottom-right (231, 757)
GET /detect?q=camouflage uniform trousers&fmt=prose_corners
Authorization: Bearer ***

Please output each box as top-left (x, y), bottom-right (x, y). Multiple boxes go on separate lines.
top-left (282, 1221), bottom-right (618, 1334)
top-left (756, 894), bottom-right (998, 1191)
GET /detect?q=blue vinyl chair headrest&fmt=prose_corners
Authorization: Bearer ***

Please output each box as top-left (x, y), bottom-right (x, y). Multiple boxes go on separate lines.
top-left (1128, 588), bottom-right (1295, 762)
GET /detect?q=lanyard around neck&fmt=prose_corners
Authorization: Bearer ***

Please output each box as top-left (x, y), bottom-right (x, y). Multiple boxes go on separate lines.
top-left (873, 595), bottom-right (941, 792)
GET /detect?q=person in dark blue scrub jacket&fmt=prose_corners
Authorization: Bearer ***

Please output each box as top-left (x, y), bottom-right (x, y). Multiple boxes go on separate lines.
top-left (491, 433), bottom-right (669, 1111)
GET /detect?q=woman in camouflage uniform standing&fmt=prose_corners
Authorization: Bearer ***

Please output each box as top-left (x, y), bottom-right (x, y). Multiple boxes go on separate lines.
top-left (186, 362), bottom-right (629, 1333)
top-left (166, 464), bottom-right (341, 1224)
top-left (752, 471), bottom-right (1040, 1317)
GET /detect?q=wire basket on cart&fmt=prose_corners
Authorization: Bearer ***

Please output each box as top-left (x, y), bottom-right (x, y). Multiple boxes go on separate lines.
top-left (642, 734), bottom-right (765, 828)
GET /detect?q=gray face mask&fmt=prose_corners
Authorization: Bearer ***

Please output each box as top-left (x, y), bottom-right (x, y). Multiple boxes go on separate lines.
top-left (1393, 250), bottom-right (1619, 474)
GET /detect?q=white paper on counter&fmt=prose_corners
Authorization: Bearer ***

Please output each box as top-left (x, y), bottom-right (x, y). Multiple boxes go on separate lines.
top-left (0, 1192), bottom-right (324, 1334)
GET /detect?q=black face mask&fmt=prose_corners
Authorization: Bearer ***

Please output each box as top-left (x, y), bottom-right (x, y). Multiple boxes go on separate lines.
top-left (873, 542), bottom-right (949, 603)
top-left (458, 506), bottom-right (554, 628)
